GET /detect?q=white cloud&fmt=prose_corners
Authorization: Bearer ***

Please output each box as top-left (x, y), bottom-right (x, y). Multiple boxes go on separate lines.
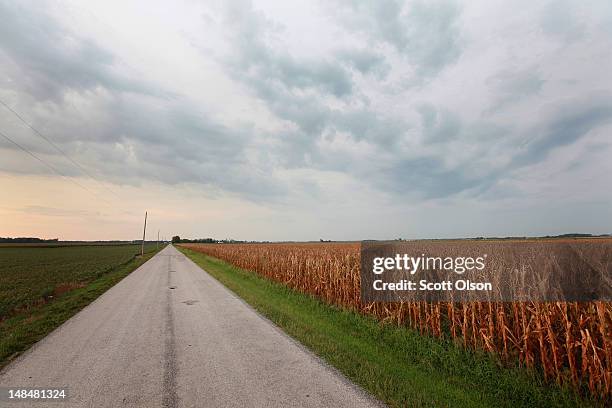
top-left (0, 0), bottom-right (611, 239)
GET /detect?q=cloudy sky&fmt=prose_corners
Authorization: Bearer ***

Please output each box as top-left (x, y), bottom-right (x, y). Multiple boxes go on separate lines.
top-left (1, 0), bottom-right (611, 241)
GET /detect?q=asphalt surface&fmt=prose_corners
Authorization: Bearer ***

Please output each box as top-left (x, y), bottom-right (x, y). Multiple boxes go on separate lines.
top-left (0, 245), bottom-right (382, 407)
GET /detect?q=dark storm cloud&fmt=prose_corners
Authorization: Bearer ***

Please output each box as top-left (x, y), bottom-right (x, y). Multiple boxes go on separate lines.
top-left (329, 0), bottom-right (463, 78)
top-left (336, 48), bottom-right (390, 78)
top-left (512, 96), bottom-right (612, 167)
top-left (275, 106), bottom-right (410, 172)
top-left (273, 56), bottom-right (353, 98)
top-left (417, 104), bottom-right (462, 144)
top-left (334, 109), bottom-right (406, 144)
top-left (224, 1), bottom-right (354, 98)
top-left (486, 68), bottom-right (545, 112)
top-left (374, 157), bottom-right (495, 198)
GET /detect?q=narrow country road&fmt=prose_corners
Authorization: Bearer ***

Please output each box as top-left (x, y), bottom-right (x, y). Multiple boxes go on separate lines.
top-left (0, 245), bottom-right (381, 407)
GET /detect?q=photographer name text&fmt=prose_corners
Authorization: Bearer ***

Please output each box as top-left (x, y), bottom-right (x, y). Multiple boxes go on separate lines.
top-left (372, 279), bottom-right (492, 291)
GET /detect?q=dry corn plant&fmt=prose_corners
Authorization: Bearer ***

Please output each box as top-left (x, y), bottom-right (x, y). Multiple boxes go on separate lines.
top-left (182, 241), bottom-right (612, 400)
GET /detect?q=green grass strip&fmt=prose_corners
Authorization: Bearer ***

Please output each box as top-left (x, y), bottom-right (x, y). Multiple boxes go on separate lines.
top-left (0, 249), bottom-right (161, 369)
top-left (179, 247), bottom-right (593, 408)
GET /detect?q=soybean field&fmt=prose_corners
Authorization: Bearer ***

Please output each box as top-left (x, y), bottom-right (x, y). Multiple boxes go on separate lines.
top-left (0, 244), bottom-right (156, 320)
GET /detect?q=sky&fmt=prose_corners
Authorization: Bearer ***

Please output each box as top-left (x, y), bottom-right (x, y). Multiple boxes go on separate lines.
top-left (0, 0), bottom-right (611, 241)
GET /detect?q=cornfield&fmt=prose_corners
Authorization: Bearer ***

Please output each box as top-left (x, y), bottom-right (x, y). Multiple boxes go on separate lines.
top-left (181, 242), bottom-right (612, 400)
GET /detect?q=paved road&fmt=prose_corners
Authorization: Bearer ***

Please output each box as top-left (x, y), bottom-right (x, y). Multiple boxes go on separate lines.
top-left (0, 245), bottom-right (381, 407)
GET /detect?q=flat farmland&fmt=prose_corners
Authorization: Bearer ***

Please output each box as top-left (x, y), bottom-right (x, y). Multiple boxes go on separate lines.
top-left (181, 241), bottom-right (612, 401)
top-left (0, 244), bottom-right (161, 367)
top-left (0, 244), bottom-right (156, 319)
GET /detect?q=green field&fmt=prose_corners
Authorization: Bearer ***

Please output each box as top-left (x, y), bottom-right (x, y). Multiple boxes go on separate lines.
top-left (0, 244), bottom-right (160, 367)
top-left (0, 244), bottom-right (156, 319)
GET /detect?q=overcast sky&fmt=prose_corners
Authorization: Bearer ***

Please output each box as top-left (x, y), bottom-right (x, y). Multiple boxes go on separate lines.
top-left (1, 0), bottom-right (611, 241)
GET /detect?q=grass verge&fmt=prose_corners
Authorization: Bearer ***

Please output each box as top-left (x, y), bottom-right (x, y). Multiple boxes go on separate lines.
top-left (0, 249), bottom-right (160, 369)
top-left (179, 247), bottom-right (593, 408)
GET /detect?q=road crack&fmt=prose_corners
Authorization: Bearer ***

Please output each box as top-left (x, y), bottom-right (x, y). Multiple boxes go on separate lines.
top-left (163, 256), bottom-right (178, 408)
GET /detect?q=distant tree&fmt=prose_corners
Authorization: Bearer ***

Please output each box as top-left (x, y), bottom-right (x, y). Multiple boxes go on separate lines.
top-left (196, 238), bottom-right (216, 243)
top-left (171, 235), bottom-right (181, 244)
top-left (0, 237), bottom-right (58, 243)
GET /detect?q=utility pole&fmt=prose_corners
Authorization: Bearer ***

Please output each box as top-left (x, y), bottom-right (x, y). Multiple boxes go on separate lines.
top-left (141, 211), bottom-right (147, 256)
top-left (157, 230), bottom-right (160, 249)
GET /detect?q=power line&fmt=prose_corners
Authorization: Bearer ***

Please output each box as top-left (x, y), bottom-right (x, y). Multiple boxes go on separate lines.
top-left (0, 98), bottom-right (122, 199)
top-left (0, 128), bottom-right (115, 207)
